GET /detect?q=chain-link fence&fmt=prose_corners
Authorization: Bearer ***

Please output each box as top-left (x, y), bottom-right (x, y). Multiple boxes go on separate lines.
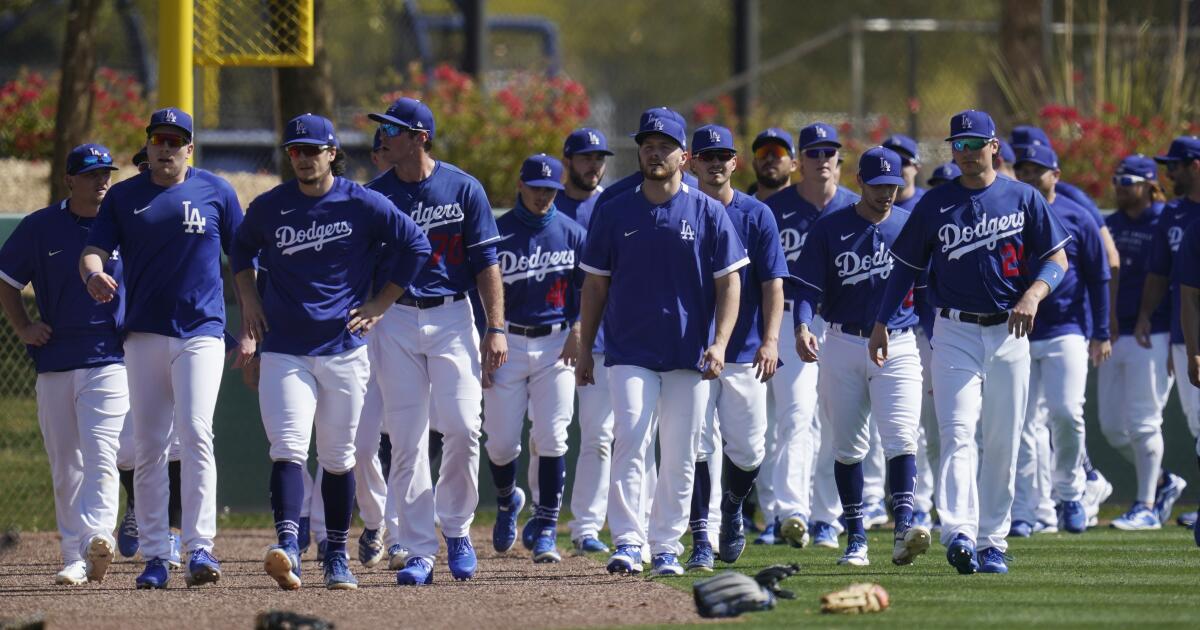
top-left (0, 289), bottom-right (51, 532)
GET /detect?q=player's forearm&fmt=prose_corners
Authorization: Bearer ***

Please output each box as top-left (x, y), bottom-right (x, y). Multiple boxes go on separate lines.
top-left (578, 274), bottom-right (609, 350)
top-left (874, 263), bottom-right (919, 324)
top-left (233, 269), bottom-right (261, 311)
top-left (1137, 273), bottom-right (1168, 320)
top-left (1025, 249), bottom-right (1069, 302)
top-left (475, 265), bottom-right (505, 328)
top-left (1087, 278), bottom-right (1111, 341)
top-left (0, 284), bottom-right (32, 331)
top-left (1182, 285), bottom-right (1200, 358)
top-left (759, 278), bottom-right (784, 344)
top-left (373, 282), bottom-right (405, 306)
top-left (78, 247), bottom-right (109, 282)
top-left (711, 271), bottom-right (741, 347)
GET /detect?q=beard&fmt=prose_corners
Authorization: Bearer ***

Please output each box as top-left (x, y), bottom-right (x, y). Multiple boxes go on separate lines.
top-left (642, 162), bottom-right (676, 182)
top-left (568, 169), bottom-right (599, 192)
top-left (756, 172), bottom-right (789, 189)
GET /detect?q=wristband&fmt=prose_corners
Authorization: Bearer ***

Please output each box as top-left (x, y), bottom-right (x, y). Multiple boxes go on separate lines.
top-left (486, 326), bottom-right (506, 335)
top-left (85, 271), bottom-right (103, 284)
top-left (1035, 260), bottom-right (1066, 293)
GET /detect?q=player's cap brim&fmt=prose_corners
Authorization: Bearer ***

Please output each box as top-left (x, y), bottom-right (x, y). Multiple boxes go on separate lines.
top-left (281, 138), bottom-right (333, 148)
top-left (945, 132), bottom-right (994, 141)
top-left (1153, 154), bottom-right (1183, 164)
top-left (752, 137), bottom-right (793, 153)
top-left (633, 131), bottom-right (684, 148)
top-left (71, 163), bottom-right (120, 176)
top-left (521, 178), bottom-right (565, 190)
top-left (146, 124), bottom-right (192, 139)
top-left (863, 174), bottom-right (905, 186)
top-left (566, 148), bottom-right (614, 156)
top-left (1013, 158), bottom-right (1057, 170)
top-left (367, 112), bottom-right (412, 128)
top-left (799, 140), bottom-right (842, 150)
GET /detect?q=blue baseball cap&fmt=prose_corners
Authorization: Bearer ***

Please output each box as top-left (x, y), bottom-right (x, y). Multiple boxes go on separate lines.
top-left (1154, 136), bottom-right (1200, 164)
top-left (563, 128), bottom-right (613, 156)
top-left (1010, 125), bottom-right (1052, 148)
top-left (520, 154), bottom-right (564, 190)
top-left (1013, 143), bottom-right (1059, 170)
top-left (797, 122), bottom-right (841, 149)
top-left (927, 161), bottom-right (962, 185)
top-left (858, 146), bottom-right (905, 186)
top-left (633, 112), bottom-right (687, 149)
top-left (146, 107), bottom-right (193, 139)
top-left (282, 113), bottom-right (338, 147)
top-left (368, 97), bottom-right (436, 141)
top-left (752, 127), bottom-right (794, 154)
top-left (66, 143), bottom-right (119, 176)
top-left (882, 134), bottom-right (919, 163)
top-left (1115, 154), bottom-right (1158, 180)
top-left (691, 124), bottom-right (736, 154)
top-left (997, 139), bottom-right (1016, 164)
top-left (946, 110), bottom-right (996, 141)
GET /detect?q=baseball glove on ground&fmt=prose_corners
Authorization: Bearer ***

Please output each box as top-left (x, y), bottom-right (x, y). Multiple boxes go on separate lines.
top-left (255, 610), bottom-right (335, 630)
top-left (694, 564), bottom-right (801, 618)
top-left (820, 582), bottom-right (890, 614)
top-left (754, 562), bottom-right (802, 599)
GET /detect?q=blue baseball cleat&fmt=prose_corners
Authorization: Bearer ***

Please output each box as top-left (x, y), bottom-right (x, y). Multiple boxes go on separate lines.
top-left (718, 505), bottom-right (746, 563)
top-left (1058, 500), bottom-right (1087, 533)
top-left (445, 535), bottom-right (477, 581)
top-left (521, 516), bottom-right (540, 551)
top-left (837, 534), bottom-right (870, 566)
top-left (606, 544), bottom-right (643, 575)
top-left (1154, 473), bottom-right (1187, 524)
top-left (135, 559), bottom-right (169, 589)
top-left (264, 544), bottom-right (302, 590)
top-left (387, 544), bottom-right (410, 570)
top-left (1111, 504), bottom-right (1161, 531)
top-left (358, 528), bottom-right (385, 567)
top-left (493, 487), bottom-right (525, 553)
top-left (863, 501), bottom-right (889, 529)
top-left (167, 533), bottom-right (182, 570)
top-left (811, 520), bottom-right (839, 548)
top-left (1008, 520), bottom-right (1033, 538)
top-left (946, 534), bottom-right (977, 575)
top-left (753, 519), bottom-right (777, 545)
top-left (780, 513), bottom-right (809, 548)
top-left (1178, 510), bottom-right (1197, 529)
top-left (117, 511), bottom-right (139, 558)
top-left (572, 536), bottom-right (609, 555)
top-left (685, 541), bottom-right (714, 572)
top-left (297, 516), bottom-right (311, 554)
top-left (184, 549), bottom-right (221, 587)
top-left (977, 547), bottom-right (1009, 574)
top-left (323, 553), bottom-right (358, 590)
top-left (911, 510), bottom-right (933, 531)
top-left (396, 556), bottom-right (433, 585)
top-left (532, 528), bottom-right (561, 564)
top-left (650, 552), bottom-right (684, 576)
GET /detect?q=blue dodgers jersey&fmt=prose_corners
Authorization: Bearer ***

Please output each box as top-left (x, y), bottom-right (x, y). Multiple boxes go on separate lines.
top-left (494, 209), bottom-right (586, 327)
top-left (763, 185), bottom-right (860, 302)
top-left (1106, 203), bottom-right (1169, 336)
top-left (556, 189), bottom-right (607, 354)
top-left (580, 183), bottom-right (749, 372)
top-left (1030, 196), bottom-right (1110, 341)
top-left (1148, 197), bottom-right (1200, 343)
top-left (794, 203), bottom-right (918, 332)
top-left (592, 170), bottom-right (699, 227)
top-left (1176, 219), bottom-right (1200, 292)
top-left (889, 177), bottom-right (1070, 314)
top-left (232, 177), bottom-right (431, 356)
top-left (366, 162), bottom-right (500, 298)
top-left (87, 168), bottom-right (242, 339)
top-left (0, 201), bottom-right (124, 373)
top-left (1055, 181), bottom-right (1105, 229)
top-left (722, 191), bottom-right (790, 363)
top-left (894, 186), bottom-right (927, 211)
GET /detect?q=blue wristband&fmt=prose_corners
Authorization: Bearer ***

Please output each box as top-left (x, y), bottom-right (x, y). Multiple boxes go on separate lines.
top-left (85, 270), bottom-right (102, 284)
top-left (486, 326), bottom-right (506, 335)
top-left (1035, 260), bottom-right (1066, 292)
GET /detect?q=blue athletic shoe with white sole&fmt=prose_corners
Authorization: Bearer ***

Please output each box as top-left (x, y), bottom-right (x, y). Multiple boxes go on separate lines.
top-left (911, 510), bottom-right (933, 531)
top-left (1179, 510), bottom-right (1197, 529)
top-left (606, 544), bottom-right (643, 575)
top-left (685, 541), bottom-right (714, 572)
top-left (863, 501), bottom-right (889, 529)
top-left (650, 553), bottom-right (684, 576)
top-left (1058, 500), bottom-right (1087, 533)
top-left (532, 528), bottom-right (561, 563)
top-left (780, 514), bottom-right (809, 548)
top-left (446, 536), bottom-right (477, 581)
top-left (521, 516), bottom-right (540, 550)
top-left (135, 559), bottom-right (169, 589)
top-left (1008, 520), bottom-right (1033, 538)
top-left (358, 528), bottom-right (385, 567)
top-left (387, 544), bottom-right (410, 570)
top-left (977, 547), bottom-right (1009, 574)
top-left (185, 549), bottom-right (221, 587)
top-left (493, 488), bottom-right (525, 553)
top-left (167, 533), bottom-right (182, 570)
top-left (572, 536), bottom-right (609, 555)
top-left (264, 544), bottom-right (302, 590)
top-left (1111, 504), bottom-right (1161, 531)
top-left (946, 534), bottom-right (977, 575)
top-left (396, 556), bottom-right (433, 585)
top-left (837, 535), bottom-right (869, 566)
top-left (754, 520), bottom-right (777, 545)
top-left (1154, 473), bottom-right (1187, 524)
top-left (718, 505), bottom-right (746, 563)
top-left (117, 511), bottom-right (139, 558)
top-left (323, 553), bottom-right (358, 590)
top-left (297, 516), bottom-right (311, 554)
top-left (811, 520), bottom-right (839, 548)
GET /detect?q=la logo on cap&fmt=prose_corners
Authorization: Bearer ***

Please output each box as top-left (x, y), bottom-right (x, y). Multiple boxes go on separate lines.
top-left (708, 129), bottom-right (721, 143)
top-left (165, 110), bottom-right (177, 123)
top-left (961, 113), bottom-right (973, 129)
top-left (652, 118), bottom-right (665, 131)
top-left (768, 130), bottom-right (777, 137)
top-left (295, 119), bottom-right (308, 135)
top-left (588, 131), bottom-right (600, 145)
top-left (541, 162), bottom-right (552, 178)
top-left (815, 126), bottom-right (827, 138)
top-left (415, 120), bottom-right (424, 128)
top-left (879, 156), bottom-right (892, 172)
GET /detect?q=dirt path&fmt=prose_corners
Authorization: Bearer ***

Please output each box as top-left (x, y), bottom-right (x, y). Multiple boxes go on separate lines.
top-left (0, 528), bottom-right (708, 630)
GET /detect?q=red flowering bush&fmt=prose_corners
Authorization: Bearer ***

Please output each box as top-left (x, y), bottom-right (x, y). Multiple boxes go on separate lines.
top-left (363, 63), bottom-right (590, 207)
top-left (0, 67), bottom-right (148, 162)
top-left (1038, 104), bottom-right (1199, 207)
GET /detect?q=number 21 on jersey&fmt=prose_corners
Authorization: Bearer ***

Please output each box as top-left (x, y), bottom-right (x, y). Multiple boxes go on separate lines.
top-left (182, 200), bottom-right (206, 234)
top-left (1000, 242), bottom-right (1024, 278)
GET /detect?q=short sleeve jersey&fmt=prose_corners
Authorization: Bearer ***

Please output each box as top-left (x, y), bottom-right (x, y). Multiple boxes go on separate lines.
top-left (894, 186), bottom-right (927, 212)
top-left (1148, 197), bottom-right (1200, 342)
top-left (494, 209), bottom-right (586, 327)
top-left (1106, 202), bottom-right (1168, 335)
top-left (1030, 195), bottom-right (1110, 341)
top-left (764, 185), bottom-right (861, 303)
top-left (722, 191), bottom-right (790, 363)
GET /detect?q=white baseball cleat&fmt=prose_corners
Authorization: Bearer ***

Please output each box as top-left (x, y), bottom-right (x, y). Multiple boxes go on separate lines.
top-left (55, 561), bottom-right (88, 586)
top-left (780, 514), bottom-right (810, 548)
top-left (85, 534), bottom-right (115, 583)
top-left (892, 526), bottom-right (931, 565)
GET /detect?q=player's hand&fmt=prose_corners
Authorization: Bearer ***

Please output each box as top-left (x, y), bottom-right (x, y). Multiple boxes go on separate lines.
top-left (240, 355), bottom-right (260, 390)
top-left (347, 297), bottom-right (391, 335)
top-left (482, 330), bottom-right (508, 373)
top-left (1133, 315), bottom-right (1153, 348)
top-left (241, 296), bottom-right (269, 342)
top-left (754, 339), bottom-right (780, 382)
top-left (1008, 294), bottom-right (1040, 338)
top-left (1109, 307), bottom-right (1120, 344)
top-left (86, 271), bottom-right (119, 303)
top-left (576, 351), bottom-right (596, 386)
top-left (1189, 354), bottom-right (1200, 389)
top-left (16, 321), bottom-right (51, 346)
top-left (1089, 339), bottom-right (1112, 367)
top-left (481, 368), bottom-right (494, 389)
top-left (795, 325), bottom-right (819, 363)
top-left (559, 328), bottom-right (581, 367)
top-left (701, 343), bottom-right (726, 380)
top-left (867, 323), bottom-right (889, 367)
top-left (230, 331), bottom-right (257, 368)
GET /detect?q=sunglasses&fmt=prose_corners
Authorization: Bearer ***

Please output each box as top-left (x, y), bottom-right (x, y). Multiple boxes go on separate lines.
top-left (1113, 174), bottom-right (1148, 187)
top-left (804, 148), bottom-right (838, 160)
top-left (81, 154), bottom-right (113, 166)
top-left (378, 123), bottom-right (412, 138)
top-left (754, 144), bottom-right (790, 160)
top-left (148, 133), bottom-right (188, 148)
top-left (286, 144), bottom-right (331, 158)
top-left (951, 138), bottom-right (991, 152)
top-left (697, 150), bottom-right (736, 163)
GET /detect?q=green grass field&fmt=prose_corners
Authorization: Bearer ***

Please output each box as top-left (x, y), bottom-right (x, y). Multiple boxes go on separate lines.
top-left (636, 522), bottom-right (1200, 628)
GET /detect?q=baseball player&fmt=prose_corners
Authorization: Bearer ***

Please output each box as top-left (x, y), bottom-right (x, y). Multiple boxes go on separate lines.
top-left (685, 124), bottom-right (788, 571)
top-left (1136, 136), bottom-right (1200, 527)
top-left (366, 97), bottom-right (506, 585)
top-left (994, 140), bottom-right (1017, 179)
top-left (1100, 155), bottom-right (1176, 530)
top-left (882, 134), bottom-right (926, 211)
top-left (762, 122), bottom-right (859, 549)
top-left (232, 114), bottom-right (430, 590)
top-left (556, 128), bottom-right (616, 555)
top-left (577, 112), bottom-right (748, 577)
top-left (484, 154), bottom-right (585, 564)
top-left (926, 162), bottom-right (962, 188)
top-left (81, 108), bottom-right (244, 589)
top-left (0, 144), bottom-right (125, 585)
top-left (1177, 218), bottom-right (1200, 545)
top-left (1011, 143), bottom-right (1111, 535)
top-left (868, 110), bottom-right (1070, 575)
top-left (749, 128), bottom-right (797, 202)
top-left (592, 107), bottom-right (699, 211)
top-left (795, 146), bottom-right (929, 567)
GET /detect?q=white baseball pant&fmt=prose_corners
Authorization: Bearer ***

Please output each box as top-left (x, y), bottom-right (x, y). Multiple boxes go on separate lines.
top-left (699, 363), bottom-right (769, 544)
top-left (809, 399), bottom-right (845, 531)
top-left (376, 298), bottom-right (482, 562)
top-left (484, 327), bottom-right (573, 466)
top-left (931, 315), bottom-right (1030, 553)
top-left (1097, 334), bottom-right (1171, 503)
top-left (1013, 397), bottom-right (1056, 525)
top-left (36, 364), bottom-right (127, 563)
top-left (124, 332), bottom-right (224, 558)
top-left (568, 354), bottom-right (613, 541)
top-left (914, 330), bottom-right (939, 513)
top-left (117, 416), bottom-right (179, 470)
top-left (608, 365), bottom-right (708, 556)
top-left (1019, 334), bottom-right (1089, 504)
top-left (762, 317), bottom-right (822, 523)
top-left (355, 340), bottom-right (389, 532)
top-left (1171, 343), bottom-right (1200, 454)
top-left (862, 424), bottom-right (888, 506)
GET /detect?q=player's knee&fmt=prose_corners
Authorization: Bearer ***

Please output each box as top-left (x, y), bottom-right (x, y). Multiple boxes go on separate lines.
top-left (485, 443), bottom-right (520, 466)
top-left (317, 453), bottom-right (355, 476)
top-left (269, 443), bottom-right (309, 465)
top-left (1100, 424), bottom-right (1132, 448)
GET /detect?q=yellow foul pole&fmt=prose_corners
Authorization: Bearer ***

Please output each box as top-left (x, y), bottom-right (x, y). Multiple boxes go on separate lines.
top-left (158, 0), bottom-right (193, 113)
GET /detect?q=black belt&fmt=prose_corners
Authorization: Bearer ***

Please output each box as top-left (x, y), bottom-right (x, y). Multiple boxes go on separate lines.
top-left (508, 321), bottom-right (568, 338)
top-left (832, 323), bottom-right (912, 338)
top-left (939, 308), bottom-right (1008, 327)
top-left (396, 293), bottom-right (466, 309)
